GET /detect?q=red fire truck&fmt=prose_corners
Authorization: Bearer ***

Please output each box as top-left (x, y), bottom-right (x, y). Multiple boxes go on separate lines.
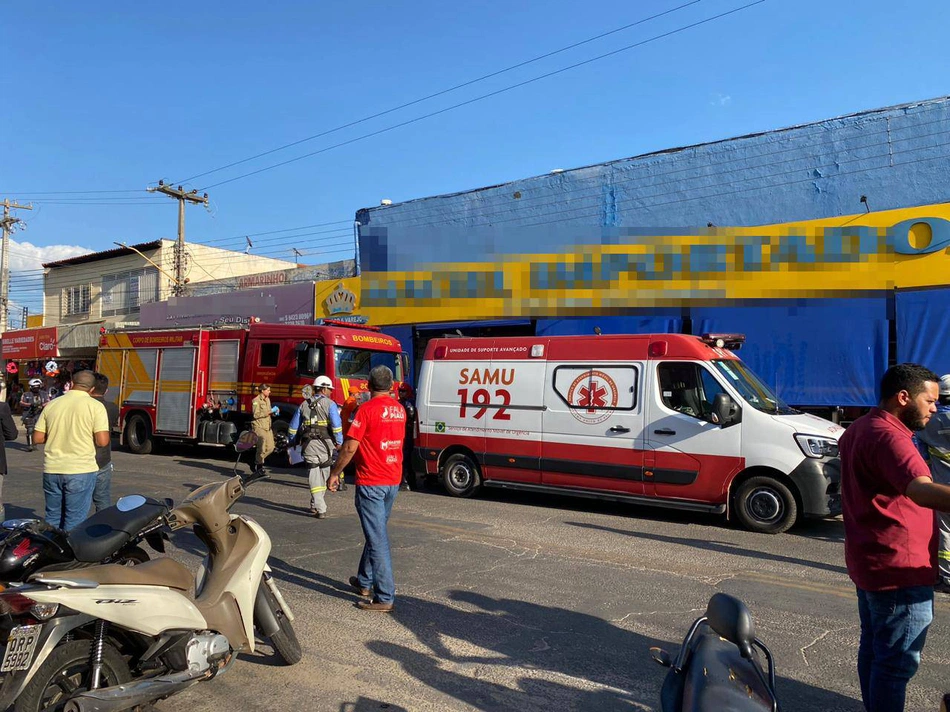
top-left (96, 321), bottom-right (407, 456)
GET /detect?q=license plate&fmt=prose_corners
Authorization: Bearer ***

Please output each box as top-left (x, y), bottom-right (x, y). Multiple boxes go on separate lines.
top-left (1, 624), bottom-right (41, 672)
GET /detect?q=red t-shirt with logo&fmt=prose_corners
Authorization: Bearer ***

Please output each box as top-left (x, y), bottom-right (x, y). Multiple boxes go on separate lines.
top-left (840, 407), bottom-right (937, 591)
top-left (346, 395), bottom-right (406, 486)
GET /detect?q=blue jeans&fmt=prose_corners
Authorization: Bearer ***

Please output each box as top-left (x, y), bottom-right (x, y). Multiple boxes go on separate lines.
top-left (92, 462), bottom-right (113, 512)
top-left (354, 485), bottom-right (399, 604)
top-left (857, 585), bottom-right (934, 712)
top-left (43, 472), bottom-right (97, 531)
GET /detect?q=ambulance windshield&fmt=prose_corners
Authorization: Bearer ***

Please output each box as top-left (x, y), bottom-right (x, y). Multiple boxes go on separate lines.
top-left (711, 360), bottom-right (795, 415)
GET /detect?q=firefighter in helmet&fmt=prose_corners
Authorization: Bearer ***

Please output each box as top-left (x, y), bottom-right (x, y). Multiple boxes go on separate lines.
top-left (20, 378), bottom-right (49, 452)
top-left (292, 376), bottom-right (343, 518)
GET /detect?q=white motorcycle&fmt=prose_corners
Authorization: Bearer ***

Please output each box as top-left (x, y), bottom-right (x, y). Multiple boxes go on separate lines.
top-left (0, 476), bottom-right (300, 712)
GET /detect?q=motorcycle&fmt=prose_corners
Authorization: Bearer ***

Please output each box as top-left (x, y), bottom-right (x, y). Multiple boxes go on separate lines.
top-left (650, 592), bottom-right (779, 712)
top-left (0, 475), bottom-right (300, 712)
top-left (0, 496), bottom-right (170, 583)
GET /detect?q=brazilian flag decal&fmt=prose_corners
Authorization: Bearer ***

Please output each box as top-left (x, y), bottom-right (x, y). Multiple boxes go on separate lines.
top-left (435, 422), bottom-right (446, 433)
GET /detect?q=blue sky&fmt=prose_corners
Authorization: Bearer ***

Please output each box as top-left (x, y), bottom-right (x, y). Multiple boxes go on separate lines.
top-left (3, 0), bottom-right (949, 311)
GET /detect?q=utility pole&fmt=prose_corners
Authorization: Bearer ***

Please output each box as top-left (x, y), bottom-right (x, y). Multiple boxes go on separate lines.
top-left (146, 181), bottom-right (208, 296)
top-left (0, 199), bottom-right (33, 333)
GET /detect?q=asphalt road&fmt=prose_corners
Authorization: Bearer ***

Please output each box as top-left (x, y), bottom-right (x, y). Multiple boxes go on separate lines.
top-left (3, 436), bottom-right (948, 712)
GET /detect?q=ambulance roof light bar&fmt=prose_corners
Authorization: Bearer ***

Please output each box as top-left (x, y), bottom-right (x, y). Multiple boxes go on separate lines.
top-left (700, 333), bottom-right (746, 350)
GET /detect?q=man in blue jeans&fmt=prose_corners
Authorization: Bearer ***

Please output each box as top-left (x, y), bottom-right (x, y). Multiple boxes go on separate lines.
top-left (33, 370), bottom-right (111, 531)
top-left (840, 364), bottom-right (950, 712)
top-left (328, 365), bottom-right (406, 612)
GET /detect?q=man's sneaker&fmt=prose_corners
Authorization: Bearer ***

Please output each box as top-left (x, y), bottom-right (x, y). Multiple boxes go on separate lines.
top-left (242, 469), bottom-right (269, 486)
top-left (314, 511), bottom-right (327, 519)
top-left (356, 600), bottom-right (394, 612)
top-left (348, 576), bottom-right (371, 597)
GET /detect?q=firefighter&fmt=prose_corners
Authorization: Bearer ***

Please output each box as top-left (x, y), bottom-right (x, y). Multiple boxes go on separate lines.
top-left (398, 383), bottom-right (416, 491)
top-left (338, 382), bottom-right (369, 491)
top-left (250, 383), bottom-right (278, 479)
top-left (293, 376), bottom-right (343, 518)
top-left (20, 378), bottom-right (49, 452)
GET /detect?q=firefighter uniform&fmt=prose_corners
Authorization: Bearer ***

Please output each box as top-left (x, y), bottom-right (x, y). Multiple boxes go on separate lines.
top-left (251, 386), bottom-right (275, 469)
top-left (297, 393), bottom-right (343, 516)
top-left (917, 383), bottom-right (950, 587)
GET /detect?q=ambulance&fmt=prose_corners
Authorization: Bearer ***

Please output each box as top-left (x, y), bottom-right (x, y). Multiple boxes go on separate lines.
top-left (413, 333), bottom-right (843, 534)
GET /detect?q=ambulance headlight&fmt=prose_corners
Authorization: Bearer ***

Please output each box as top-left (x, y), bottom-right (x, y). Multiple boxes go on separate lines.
top-left (795, 434), bottom-right (839, 459)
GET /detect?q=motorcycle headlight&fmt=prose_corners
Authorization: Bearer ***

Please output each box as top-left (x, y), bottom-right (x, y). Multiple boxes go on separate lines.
top-left (795, 434), bottom-right (839, 459)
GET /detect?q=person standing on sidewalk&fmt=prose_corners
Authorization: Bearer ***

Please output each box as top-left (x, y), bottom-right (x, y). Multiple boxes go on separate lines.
top-left (328, 365), bottom-right (405, 612)
top-left (90, 372), bottom-right (120, 512)
top-left (33, 370), bottom-right (110, 531)
top-left (296, 376), bottom-right (343, 519)
top-left (916, 373), bottom-right (950, 593)
top-left (840, 363), bottom-right (950, 712)
top-left (251, 384), bottom-right (277, 478)
top-left (0, 399), bottom-right (18, 521)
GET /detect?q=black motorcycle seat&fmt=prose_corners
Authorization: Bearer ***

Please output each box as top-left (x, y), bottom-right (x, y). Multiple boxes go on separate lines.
top-left (67, 499), bottom-right (166, 563)
top-left (679, 626), bottom-right (772, 711)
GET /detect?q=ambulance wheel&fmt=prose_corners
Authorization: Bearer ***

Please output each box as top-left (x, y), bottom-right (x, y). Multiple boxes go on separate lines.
top-left (124, 413), bottom-right (154, 455)
top-left (733, 476), bottom-right (797, 534)
top-left (441, 453), bottom-right (481, 498)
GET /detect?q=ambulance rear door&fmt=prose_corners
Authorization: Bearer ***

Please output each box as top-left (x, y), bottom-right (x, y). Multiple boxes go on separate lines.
top-left (540, 344), bottom-right (646, 495)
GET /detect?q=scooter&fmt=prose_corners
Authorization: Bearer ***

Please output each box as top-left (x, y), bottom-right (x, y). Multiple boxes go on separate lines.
top-left (650, 592), bottom-right (779, 712)
top-left (0, 498), bottom-right (169, 583)
top-left (0, 475), bottom-right (299, 712)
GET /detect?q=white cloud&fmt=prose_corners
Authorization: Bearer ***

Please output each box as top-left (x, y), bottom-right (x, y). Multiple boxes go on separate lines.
top-left (711, 93), bottom-right (732, 107)
top-left (6, 239), bottom-right (92, 272)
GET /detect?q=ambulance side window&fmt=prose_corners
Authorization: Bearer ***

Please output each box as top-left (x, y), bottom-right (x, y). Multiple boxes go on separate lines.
top-left (657, 363), bottom-right (726, 422)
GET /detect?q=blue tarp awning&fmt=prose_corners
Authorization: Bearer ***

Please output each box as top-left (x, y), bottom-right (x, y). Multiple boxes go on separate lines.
top-left (536, 315), bottom-right (682, 336)
top-left (896, 288), bottom-right (950, 377)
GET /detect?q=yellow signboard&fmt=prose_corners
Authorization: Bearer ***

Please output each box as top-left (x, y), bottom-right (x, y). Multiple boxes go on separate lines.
top-left (359, 202), bottom-right (950, 326)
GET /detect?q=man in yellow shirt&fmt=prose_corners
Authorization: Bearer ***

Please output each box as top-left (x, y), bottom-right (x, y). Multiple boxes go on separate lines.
top-left (34, 370), bottom-right (110, 530)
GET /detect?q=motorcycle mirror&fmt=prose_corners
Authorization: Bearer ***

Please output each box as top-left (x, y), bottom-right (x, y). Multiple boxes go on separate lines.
top-left (705, 592), bottom-right (756, 660)
top-left (649, 646), bottom-right (672, 668)
top-left (116, 495), bottom-right (148, 512)
top-left (1, 518), bottom-right (38, 530)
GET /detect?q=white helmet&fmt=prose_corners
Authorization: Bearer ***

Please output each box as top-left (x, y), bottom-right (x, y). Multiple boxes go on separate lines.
top-left (313, 375), bottom-right (333, 390)
top-left (940, 374), bottom-right (950, 397)
top-left (28, 378), bottom-right (43, 388)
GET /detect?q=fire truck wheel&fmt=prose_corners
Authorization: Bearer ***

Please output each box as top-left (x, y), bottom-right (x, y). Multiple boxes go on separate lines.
top-left (441, 453), bottom-right (481, 498)
top-left (732, 475), bottom-right (798, 534)
top-left (124, 413), bottom-right (154, 455)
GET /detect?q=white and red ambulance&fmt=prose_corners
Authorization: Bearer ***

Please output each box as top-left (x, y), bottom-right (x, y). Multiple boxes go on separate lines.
top-left (413, 333), bottom-right (843, 534)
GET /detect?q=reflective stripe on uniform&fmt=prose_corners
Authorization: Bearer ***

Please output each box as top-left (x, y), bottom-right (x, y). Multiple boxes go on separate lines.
top-left (938, 550), bottom-right (950, 561)
top-left (311, 486), bottom-right (327, 493)
top-left (928, 446), bottom-right (950, 463)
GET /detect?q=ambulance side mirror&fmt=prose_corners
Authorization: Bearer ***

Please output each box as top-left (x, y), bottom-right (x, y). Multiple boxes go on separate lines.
top-left (712, 393), bottom-right (741, 428)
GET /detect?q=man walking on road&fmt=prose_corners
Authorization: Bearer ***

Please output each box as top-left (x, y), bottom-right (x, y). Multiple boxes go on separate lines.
top-left (916, 373), bottom-right (950, 592)
top-left (328, 365), bottom-right (405, 612)
top-left (840, 363), bottom-right (950, 712)
top-left (91, 372), bottom-right (120, 512)
top-left (251, 384), bottom-right (277, 478)
top-left (33, 370), bottom-right (110, 531)
top-left (291, 376), bottom-right (343, 519)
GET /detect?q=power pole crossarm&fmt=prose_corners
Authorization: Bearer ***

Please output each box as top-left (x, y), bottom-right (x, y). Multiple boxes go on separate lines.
top-left (0, 199), bottom-right (33, 334)
top-left (147, 181), bottom-right (209, 296)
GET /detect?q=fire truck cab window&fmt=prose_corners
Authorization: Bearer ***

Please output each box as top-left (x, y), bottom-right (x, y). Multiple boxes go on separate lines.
top-left (335, 348), bottom-right (402, 382)
top-left (657, 362), bottom-right (726, 422)
top-left (259, 343), bottom-right (280, 368)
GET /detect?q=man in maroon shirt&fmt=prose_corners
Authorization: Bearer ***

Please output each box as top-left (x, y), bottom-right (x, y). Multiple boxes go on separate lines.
top-left (840, 363), bottom-right (950, 712)
top-left (328, 365), bottom-right (405, 612)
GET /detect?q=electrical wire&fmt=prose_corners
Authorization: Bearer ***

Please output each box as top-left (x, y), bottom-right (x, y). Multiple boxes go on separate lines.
top-left (197, 1), bottom-right (766, 191)
top-left (174, 0), bottom-right (705, 185)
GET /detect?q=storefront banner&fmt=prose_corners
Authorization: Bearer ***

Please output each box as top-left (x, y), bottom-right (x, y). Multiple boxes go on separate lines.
top-left (139, 282), bottom-right (316, 328)
top-left (2, 327), bottom-right (58, 360)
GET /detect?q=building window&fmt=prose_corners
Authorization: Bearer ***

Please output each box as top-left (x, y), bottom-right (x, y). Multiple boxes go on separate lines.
top-left (101, 268), bottom-right (159, 317)
top-left (62, 284), bottom-right (91, 316)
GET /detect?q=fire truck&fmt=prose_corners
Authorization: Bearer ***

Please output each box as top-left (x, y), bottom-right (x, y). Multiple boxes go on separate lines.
top-left (96, 321), bottom-right (407, 457)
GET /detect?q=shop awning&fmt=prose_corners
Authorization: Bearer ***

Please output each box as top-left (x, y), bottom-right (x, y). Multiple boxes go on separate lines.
top-left (1, 327), bottom-right (58, 360)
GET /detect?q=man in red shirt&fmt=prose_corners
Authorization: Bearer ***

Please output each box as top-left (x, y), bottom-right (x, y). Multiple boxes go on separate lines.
top-left (328, 365), bottom-right (405, 612)
top-left (840, 363), bottom-right (950, 712)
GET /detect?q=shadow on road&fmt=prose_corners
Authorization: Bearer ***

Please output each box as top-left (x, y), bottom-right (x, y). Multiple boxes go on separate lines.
top-left (565, 521), bottom-right (848, 576)
top-left (368, 590), bottom-right (861, 711)
top-left (339, 698), bottom-right (408, 712)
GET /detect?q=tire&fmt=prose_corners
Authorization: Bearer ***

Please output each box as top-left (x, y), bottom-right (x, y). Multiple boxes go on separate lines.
top-left (441, 453), bottom-right (481, 498)
top-left (258, 580), bottom-right (302, 665)
top-left (14, 639), bottom-right (131, 712)
top-left (732, 475), bottom-right (798, 534)
top-left (109, 545), bottom-right (149, 567)
top-left (124, 413), bottom-right (154, 455)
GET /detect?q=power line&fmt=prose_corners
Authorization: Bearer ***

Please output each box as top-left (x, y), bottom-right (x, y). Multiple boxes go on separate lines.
top-left (175, 0), bottom-right (705, 185)
top-left (197, 0), bottom-right (766, 191)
